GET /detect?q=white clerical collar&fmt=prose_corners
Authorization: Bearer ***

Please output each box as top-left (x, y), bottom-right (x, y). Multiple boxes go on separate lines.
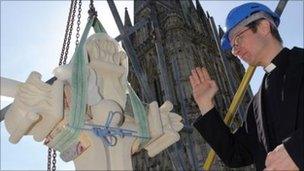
top-left (264, 63), bottom-right (276, 73)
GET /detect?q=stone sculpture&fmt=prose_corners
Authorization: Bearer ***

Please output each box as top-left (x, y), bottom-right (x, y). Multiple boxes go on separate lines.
top-left (2, 33), bottom-right (183, 170)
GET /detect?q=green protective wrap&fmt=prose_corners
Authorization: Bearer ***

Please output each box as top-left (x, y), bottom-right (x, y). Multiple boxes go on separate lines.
top-left (127, 83), bottom-right (150, 147)
top-left (52, 17), bottom-right (106, 152)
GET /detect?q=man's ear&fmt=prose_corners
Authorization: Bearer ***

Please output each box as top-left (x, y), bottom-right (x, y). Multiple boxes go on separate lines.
top-left (258, 19), bottom-right (272, 36)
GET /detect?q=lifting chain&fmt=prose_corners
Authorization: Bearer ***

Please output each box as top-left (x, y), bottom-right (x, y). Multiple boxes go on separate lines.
top-left (59, 0), bottom-right (78, 66)
top-left (47, 147), bottom-right (52, 170)
top-left (49, 0), bottom-right (94, 170)
top-left (50, 0), bottom-right (83, 170)
top-left (47, 148), bottom-right (57, 171)
top-left (88, 0), bottom-right (97, 18)
top-left (52, 149), bottom-right (57, 171)
top-left (75, 0), bottom-right (82, 46)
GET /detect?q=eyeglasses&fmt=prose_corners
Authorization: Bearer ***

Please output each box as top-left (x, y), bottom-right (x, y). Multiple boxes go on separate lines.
top-left (231, 28), bottom-right (251, 54)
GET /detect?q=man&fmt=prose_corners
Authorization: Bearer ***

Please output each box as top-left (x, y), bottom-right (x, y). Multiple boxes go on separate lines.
top-left (189, 2), bottom-right (303, 170)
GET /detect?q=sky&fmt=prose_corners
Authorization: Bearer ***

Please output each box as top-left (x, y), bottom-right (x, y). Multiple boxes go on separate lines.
top-left (0, 0), bottom-right (303, 170)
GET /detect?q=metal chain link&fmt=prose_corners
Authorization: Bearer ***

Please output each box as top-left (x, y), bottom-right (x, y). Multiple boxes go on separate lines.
top-left (63, 0), bottom-right (78, 65)
top-left (51, 0), bottom-right (79, 170)
top-left (47, 148), bottom-right (57, 171)
top-left (52, 149), bottom-right (57, 171)
top-left (75, 0), bottom-right (82, 46)
top-left (58, 0), bottom-right (76, 66)
top-left (47, 147), bottom-right (52, 170)
top-left (49, 1), bottom-right (85, 170)
top-left (88, 0), bottom-right (97, 18)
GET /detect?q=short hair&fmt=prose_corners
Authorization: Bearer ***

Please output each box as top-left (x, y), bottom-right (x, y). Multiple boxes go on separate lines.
top-left (246, 18), bottom-right (283, 43)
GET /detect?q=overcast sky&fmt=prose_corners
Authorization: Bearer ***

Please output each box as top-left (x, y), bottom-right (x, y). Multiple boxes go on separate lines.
top-left (1, 1), bottom-right (303, 170)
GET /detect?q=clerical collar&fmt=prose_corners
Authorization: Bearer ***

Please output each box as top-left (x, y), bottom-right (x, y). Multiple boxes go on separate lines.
top-left (264, 63), bottom-right (276, 73)
top-left (263, 48), bottom-right (289, 74)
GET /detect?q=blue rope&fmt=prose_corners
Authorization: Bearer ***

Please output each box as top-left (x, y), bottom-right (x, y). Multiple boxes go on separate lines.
top-left (71, 111), bottom-right (149, 147)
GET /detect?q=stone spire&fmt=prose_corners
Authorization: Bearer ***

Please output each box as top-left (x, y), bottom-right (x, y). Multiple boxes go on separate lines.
top-left (218, 25), bottom-right (225, 39)
top-left (124, 7), bottom-right (132, 27)
top-left (196, 0), bottom-right (207, 21)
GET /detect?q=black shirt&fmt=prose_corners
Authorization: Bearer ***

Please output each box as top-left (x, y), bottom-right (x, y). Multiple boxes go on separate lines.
top-left (262, 48), bottom-right (289, 151)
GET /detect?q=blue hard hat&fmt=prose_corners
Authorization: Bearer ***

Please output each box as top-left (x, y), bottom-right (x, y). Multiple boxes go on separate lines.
top-left (221, 2), bottom-right (280, 50)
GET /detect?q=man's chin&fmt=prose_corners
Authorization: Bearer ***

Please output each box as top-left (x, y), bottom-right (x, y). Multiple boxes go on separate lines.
top-left (245, 60), bottom-right (259, 66)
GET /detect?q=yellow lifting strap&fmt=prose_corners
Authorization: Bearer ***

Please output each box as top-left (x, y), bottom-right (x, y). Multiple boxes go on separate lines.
top-left (203, 66), bottom-right (256, 170)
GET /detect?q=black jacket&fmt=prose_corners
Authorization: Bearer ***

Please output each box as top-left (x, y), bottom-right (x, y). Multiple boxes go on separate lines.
top-left (193, 47), bottom-right (304, 170)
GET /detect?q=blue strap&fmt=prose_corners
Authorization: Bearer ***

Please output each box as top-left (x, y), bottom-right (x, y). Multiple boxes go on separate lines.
top-left (72, 111), bottom-right (149, 147)
top-left (92, 127), bottom-right (118, 146)
top-left (90, 125), bottom-right (149, 147)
